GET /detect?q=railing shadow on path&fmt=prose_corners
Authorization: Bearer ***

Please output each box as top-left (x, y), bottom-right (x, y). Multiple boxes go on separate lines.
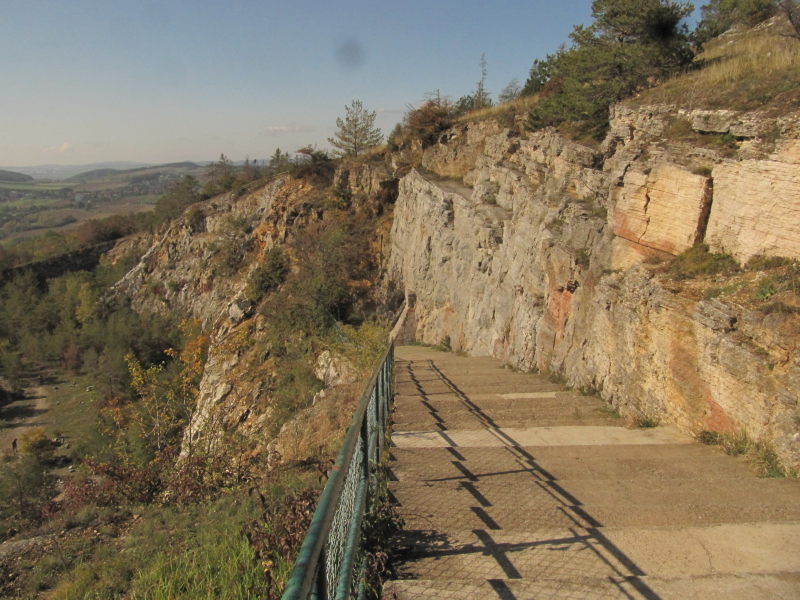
top-left (389, 357), bottom-right (662, 600)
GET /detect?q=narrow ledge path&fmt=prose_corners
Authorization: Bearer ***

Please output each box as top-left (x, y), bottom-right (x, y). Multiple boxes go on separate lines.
top-left (382, 346), bottom-right (800, 600)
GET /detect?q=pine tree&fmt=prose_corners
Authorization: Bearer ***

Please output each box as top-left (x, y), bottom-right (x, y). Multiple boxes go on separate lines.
top-left (474, 53), bottom-right (492, 109)
top-left (695, 0), bottom-right (777, 43)
top-left (498, 78), bottom-right (522, 103)
top-left (328, 100), bottom-right (383, 158)
top-left (527, 0), bottom-right (693, 139)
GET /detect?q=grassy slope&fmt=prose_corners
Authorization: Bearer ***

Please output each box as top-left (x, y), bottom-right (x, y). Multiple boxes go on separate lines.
top-left (628, 18), bottom-right (800, 113)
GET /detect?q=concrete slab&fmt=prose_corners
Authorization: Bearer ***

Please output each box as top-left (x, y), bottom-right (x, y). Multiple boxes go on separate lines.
top-left (392, 425), bottom-right (691, 448)
top-left (385, 346), bottom-right (800, 599)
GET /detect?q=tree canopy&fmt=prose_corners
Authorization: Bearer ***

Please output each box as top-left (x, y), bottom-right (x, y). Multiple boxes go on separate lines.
top-left (327, 100), bottom-right (383, 158)
top-left (525, 0), bottom-right (694, 139)
top-left (694, 0), bottom-right (777, 43)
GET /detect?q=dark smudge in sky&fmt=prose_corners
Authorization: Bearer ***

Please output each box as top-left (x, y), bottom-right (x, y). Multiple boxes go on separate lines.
top-left (334, 38), bottom-right (365, 69)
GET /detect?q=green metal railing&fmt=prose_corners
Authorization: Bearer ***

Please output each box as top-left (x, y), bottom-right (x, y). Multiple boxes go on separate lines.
top-left (281, 343), bottom-right (395, 600)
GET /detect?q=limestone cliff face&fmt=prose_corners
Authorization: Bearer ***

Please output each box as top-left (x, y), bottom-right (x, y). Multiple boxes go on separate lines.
top-left (113, 177), bottom-right (319, 328)
top-left (387, 106), bottom-right (800, 469)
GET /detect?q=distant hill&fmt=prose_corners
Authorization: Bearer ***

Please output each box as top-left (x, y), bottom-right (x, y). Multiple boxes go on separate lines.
top-left (0, 168), bottom-right (34, 182)
top-left (67, 162), bottom-right (203, 183)
top-left (149, 161), bottom-right (199, 170)
top-left (3, 161), bottom-right (208, 182)
top-left (2, 161), bottom-right (151, 180)
top-left (66, 168), bottom-right (122, 182)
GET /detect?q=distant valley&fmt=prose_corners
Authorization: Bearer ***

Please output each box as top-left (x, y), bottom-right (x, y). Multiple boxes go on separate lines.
top-left (0, 162), bottom-right (206, 242)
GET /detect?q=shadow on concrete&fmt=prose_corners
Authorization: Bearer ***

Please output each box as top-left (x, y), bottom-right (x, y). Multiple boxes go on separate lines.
top-left (389, 358), bottom-right (661, 600)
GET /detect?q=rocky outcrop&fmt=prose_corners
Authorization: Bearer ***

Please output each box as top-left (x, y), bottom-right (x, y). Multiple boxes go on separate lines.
top-left (706, 143), bottom-right (800, 262)
top-left (604, 105), bottom-right (800, 263)
top-left (387, 105), bottom-right (800, 470)
top-left (112, 176), bottom-right (318, 328)
top-left (612, 164), bottom-right (712, 255)
top-left (110, 169), bottom-right (392, 467)
top-left (106, 177), bottom-right (331, 464)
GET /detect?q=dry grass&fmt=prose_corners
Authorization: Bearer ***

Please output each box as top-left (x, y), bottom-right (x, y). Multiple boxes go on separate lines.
top-left (358, 144), bottom-right (389, 162)
top-left (655, 253), bottom-right (800, 334)
top-left (630, 20), bottom-right (800, 112)
top-left (274, 383), bottom-right (359, 464)
top-left (455, 95), bottom-right (539, 125)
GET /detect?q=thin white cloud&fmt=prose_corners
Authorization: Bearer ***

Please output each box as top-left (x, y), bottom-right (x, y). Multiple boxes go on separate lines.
top-left (376, 108), bottom-right (403, 115)
top-left (262, 125), bottom-right (314, 136)
top-left (44, 142), bottom-right (74, 153)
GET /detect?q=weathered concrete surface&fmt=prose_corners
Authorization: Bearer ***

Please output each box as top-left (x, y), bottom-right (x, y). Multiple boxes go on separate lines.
top-left (383, 346), bottom-right (800, 600)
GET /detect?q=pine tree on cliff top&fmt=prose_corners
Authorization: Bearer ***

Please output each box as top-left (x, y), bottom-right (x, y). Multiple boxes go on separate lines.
top-left (328, 100), bottom-right (383, 158)
top-left (526, 0), bottom-right (694, 139)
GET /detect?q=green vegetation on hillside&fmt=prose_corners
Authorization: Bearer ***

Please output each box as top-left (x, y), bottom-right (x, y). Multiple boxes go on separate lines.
top-left (0, 168), bottom-right (34, 183)
top-left (524, 0), bottom-right (695, 140)
top-left (694, 0), bottom-right (779, 43)
top-left (0, 140), bottom-right (394, 597)
top-left (386, 1), bottom-right (795, 144)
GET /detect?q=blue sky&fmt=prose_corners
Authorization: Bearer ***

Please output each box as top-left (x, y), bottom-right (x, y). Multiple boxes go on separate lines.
top-left (1, 1), bottom-right (602, 166)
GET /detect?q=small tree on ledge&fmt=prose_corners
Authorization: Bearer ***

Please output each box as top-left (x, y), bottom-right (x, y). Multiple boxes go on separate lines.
top-left (328, 99), bottom-right (383, 158)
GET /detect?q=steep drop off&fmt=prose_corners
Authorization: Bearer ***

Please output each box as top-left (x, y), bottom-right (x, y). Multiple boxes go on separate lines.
top-left (108, 169), bottom-right (395, 469)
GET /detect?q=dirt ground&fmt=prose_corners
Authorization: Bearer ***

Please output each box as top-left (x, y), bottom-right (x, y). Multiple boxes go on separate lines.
top-left (0, 382), bottom-right (52, 455)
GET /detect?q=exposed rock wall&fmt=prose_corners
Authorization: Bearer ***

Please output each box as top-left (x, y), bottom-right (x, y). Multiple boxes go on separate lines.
top-left (612, 164), bottom-right (712, 255)
top-left (113, 176), bottom-right (317, 328)
top-left (111, 168), bottom-right (392, 466)
top-left (706, 146), bottom-right (800, 262)
top-left (387, 106), bottom-right (800, 469)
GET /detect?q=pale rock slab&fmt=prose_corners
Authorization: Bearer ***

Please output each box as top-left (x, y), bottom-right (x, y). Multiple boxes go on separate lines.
top-left (612, 163), bottom-right (711, 255)
top-left (706, 158), bottom-right (800, 261)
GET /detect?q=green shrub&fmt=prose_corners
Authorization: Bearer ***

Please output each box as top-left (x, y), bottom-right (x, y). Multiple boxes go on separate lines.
top-left (187, 207), bottom-right (206, 233)
top-left (756, 277), bottom-right (778, 300)
top-left (746, 255), bottom-right (795, 270)
top-left (669, 244), bottom-right (740, 280)
top-left (400, 99), bottom-right (454, 148)
top-left (290, 147), bottom-right (335, 186)
top-left (752, 441), bottom-right (786, 478)
top-left (697, 430), bottom-right (723, 444)
top-left (211, 216), bottom-right (251, 276)
top-left (435, 336), bottom-right (452, 352)
top-left (635, 414), bottom-right (660, 428)
top-left (245, 247), bottom-right (288, 302)
top-left (697, 429), bottom-right (793, 477)
top-left (722, 430), bottom-right (752, 456)
top-left (526, 1), bottom-right (694, 140)
top-left (154, 176), bottom-right (202, 225)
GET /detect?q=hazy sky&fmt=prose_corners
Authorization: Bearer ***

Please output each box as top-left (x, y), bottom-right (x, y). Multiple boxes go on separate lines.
top-left (0, 1), bottom-right (602, 167)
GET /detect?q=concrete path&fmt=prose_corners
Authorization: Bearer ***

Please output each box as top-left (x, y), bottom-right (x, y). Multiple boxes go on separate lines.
top-left (382, 346), bottom-right (800, 600)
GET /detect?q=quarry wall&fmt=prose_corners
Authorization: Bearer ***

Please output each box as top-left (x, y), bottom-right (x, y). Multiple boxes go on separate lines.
top-left (386, 105), bottom-right (800, 469)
